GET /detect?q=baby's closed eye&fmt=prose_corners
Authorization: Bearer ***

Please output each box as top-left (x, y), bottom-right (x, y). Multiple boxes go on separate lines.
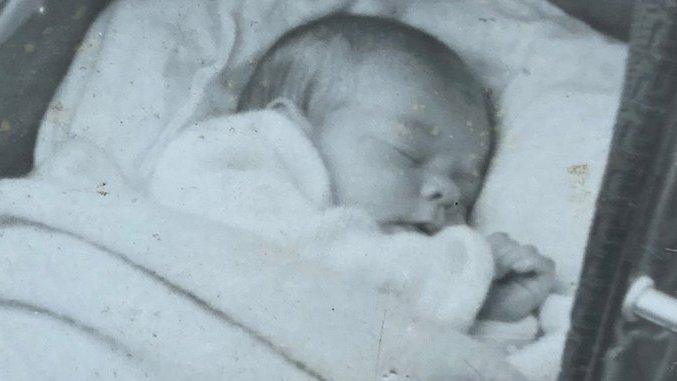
top-left (368, 136), bottom-right (423, 167)
top-left (391, 145), bottom-right (423, 166)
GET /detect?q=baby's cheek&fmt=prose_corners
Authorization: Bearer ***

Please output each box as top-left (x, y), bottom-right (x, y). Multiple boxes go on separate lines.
top-left (362, 176), bottom-right (419, 221)
top-left (323, 145), bottom-right (421, 220)
top-left (375, 168), bottom-right (421, 206)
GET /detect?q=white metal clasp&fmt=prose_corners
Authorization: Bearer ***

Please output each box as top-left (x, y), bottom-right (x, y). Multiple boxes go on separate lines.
top-left (622, 276), bottom-right (677, 333)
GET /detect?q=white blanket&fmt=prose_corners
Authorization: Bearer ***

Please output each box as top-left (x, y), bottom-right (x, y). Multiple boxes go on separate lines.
top-left (1, 102), bottom-right (503, 380)
top-left (0, 0), bottom-right (627, 380)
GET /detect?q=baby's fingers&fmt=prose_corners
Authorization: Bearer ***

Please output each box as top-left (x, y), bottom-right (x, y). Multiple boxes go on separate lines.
top-left (512, 246), bottom-right (555, 275)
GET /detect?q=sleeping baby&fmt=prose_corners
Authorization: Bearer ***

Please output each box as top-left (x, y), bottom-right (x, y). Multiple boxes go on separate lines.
top-left (237, 14), bottom-right (555, 323)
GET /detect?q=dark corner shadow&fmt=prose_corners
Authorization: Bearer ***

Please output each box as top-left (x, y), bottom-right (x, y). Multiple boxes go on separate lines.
top-left (548, 0), bottom-right (635, 41)
top-left (0, 0), bottom-right (112, 178)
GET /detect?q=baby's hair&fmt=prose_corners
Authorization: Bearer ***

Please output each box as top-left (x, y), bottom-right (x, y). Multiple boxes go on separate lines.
top-left (237, 14), bottom-right (486, 125)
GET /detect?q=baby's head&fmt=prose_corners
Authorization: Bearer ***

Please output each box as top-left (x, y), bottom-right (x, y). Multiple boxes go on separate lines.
top-left (312, 83), bottom-right (493, 234)
top-left (240, 14), bottom-right (494, 233)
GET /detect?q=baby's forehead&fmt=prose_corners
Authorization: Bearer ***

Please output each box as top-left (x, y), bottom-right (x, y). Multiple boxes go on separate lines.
top-left (325, 103), bottom-right (491, 158)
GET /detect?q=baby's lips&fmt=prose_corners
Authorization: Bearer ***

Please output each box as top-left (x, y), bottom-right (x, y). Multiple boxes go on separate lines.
top-left (414, 221), bottom-right (442, 235)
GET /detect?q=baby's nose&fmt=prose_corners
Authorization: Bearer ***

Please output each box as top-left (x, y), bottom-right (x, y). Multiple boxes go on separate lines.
top-left (420, 174), bottom-right (461, 208)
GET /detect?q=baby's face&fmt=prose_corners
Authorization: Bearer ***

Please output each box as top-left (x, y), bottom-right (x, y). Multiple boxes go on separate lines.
top-left (316, 104), bottom-right (491, 234)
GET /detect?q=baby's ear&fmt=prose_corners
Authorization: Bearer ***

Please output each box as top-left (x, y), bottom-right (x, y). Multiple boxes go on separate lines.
top-left (267, 97), bottom-right (313, 137)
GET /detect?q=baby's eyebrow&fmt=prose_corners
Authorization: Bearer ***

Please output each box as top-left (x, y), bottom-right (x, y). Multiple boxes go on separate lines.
top-left (399, 117), bottom-right (445, 139)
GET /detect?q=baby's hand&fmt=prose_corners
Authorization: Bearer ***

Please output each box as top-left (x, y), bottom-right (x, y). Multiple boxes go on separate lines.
top-left (479, 233), bottom-right (556, 322)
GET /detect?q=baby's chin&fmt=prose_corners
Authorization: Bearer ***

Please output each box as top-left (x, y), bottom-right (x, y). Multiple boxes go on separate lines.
top-left (380, 220), bottom-right (463, 235)
top-left (377, 209), bottom-right (468, 235)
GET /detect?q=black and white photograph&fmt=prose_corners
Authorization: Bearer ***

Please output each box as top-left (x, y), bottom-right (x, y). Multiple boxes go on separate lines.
top-left (0, 0), bottom-right (675, 380)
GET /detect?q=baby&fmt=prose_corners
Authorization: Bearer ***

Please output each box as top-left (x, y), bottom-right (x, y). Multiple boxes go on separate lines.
top-left (238, 14), bottom-right (555, 322)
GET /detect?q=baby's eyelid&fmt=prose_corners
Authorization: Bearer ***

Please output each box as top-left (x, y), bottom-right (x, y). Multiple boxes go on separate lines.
top-left (367, 136), bottom-right (423, 165)
top-left (392, 145), bottom-right (423, 165)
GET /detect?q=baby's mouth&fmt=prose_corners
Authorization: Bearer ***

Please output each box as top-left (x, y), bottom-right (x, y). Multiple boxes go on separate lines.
top-left (411, 222), bottom-right (442, 235)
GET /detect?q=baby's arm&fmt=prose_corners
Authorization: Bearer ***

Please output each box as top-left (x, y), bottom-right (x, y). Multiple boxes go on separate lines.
top-left (480, 233), bottom-right (556, 322)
